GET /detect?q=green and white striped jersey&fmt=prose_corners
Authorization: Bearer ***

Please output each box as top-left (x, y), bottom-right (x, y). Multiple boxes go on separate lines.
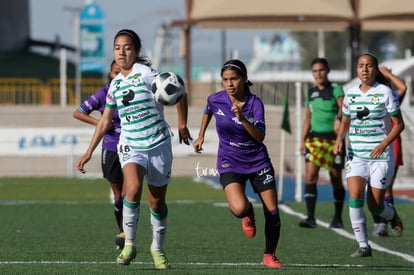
top-left (106, 63), bottom-right (171, 151)
top-left (343, 82), bottom-right (400, 161)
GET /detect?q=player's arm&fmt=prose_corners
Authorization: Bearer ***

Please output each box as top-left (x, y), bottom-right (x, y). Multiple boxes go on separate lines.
top-left (333, 115), bottom-right (350, 155)
top-left (380, 67), bottom-right (407, 102)
top-left (76, 107), bottom-right (115, 173)
top-left (175, 92), bottom-right (192, 145)
top-left (334, 96), bottom-right (344, 134)
top-left (193, 112), bottom-right (212, 153)
top-left (73, 87), bottom-right (107, 126)
top-left (232, 103), bottom-right (265, 142)
top-left (73, 109), bottom-right (99, 126)
top-left (370, 113), bottom-right (404, 159)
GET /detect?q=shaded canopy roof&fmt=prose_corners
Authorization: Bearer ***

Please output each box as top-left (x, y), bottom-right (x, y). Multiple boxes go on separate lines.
top-left (174, 0), bottom-right (414, 31)
top-left (186, 0), bottom-right (352, 30)
top-left (171, 0), bottom-right (414, 99)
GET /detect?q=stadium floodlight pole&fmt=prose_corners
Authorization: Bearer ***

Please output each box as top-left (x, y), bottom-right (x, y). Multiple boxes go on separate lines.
top-left (64, 5), bottom-right (82, 106)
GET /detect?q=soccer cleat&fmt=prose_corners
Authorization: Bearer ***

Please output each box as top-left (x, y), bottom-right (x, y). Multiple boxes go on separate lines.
top-left (372, 223), bottom-right (388, 237)
top-left (351, 246), bottom-right (372, 257)
top-left (116, 244), bottom-right (137, 265)
top-left (241, 213), bottom-right (256, 238)
top-left (262, 253), bottom-right (282, 268)
top-left (389, 206), bottom-right (403, 237)
top-left (114, 232), bottom-right (125, 249)
top-left (150, 248), bottom-right (171, 269)
top-left (330, 218), bottom-right (344, 229)
top-left (298, 218), bottom-right (316, 228)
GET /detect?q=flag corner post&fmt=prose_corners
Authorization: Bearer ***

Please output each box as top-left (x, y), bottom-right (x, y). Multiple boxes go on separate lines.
top-left (294, 82), bottom-right (302, 202)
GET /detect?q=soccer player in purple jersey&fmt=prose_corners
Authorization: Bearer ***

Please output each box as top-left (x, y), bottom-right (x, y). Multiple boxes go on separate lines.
top-left (193, 59), bottom-right (282, 269)
top-left (73, 60), bottom-right (125, 250)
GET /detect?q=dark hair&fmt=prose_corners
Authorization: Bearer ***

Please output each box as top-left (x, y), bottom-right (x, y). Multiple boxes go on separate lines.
top-left (114, 29), bottom-right (151, 66)
top-left (221, 59), bottom-right (253, 87)
top-left (311, 57), bottom-right (330, 71)
top-left (358, 53), bottom-right (390, 87)
top-left (107, 60), bottom-right (117, 84)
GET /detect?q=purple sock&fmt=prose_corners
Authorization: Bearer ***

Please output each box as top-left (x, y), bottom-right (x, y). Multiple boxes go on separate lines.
top-left (384, 196), bottom-right (394, 205)
top-left (114, 199), bottom-right (123, 208)
top-left (269, 209), bottom-right (279, 216)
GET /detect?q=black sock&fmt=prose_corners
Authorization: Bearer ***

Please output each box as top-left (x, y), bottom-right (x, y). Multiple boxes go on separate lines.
top-left (264, 210), bottom-right (281, 254)
top-left (372, 214), bottom-right (382, 223)
top-left (333, 187), bottom-right (345, 219)
top-left (114, 199), bottom-right (123, 232)
top-left (246, 202), bottom-right (254, 219)
top-left (304, 184), bottom-right (317, 219)
top-left (372, 213), bottom-right (387, 223)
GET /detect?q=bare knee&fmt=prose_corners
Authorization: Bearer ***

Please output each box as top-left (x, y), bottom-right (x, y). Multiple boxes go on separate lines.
top-left (229, 200), bottom-right (250, 217)
top-left (148, 197), bottom-right (166, 213)
top-left (305, 163), bottom-right (319, 184)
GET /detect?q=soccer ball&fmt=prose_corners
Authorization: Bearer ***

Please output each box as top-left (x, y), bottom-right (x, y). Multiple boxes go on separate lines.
top-left (151, 72), bottom-right (185, 106)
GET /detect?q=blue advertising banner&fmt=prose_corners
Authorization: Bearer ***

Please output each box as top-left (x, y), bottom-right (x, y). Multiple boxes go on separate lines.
top-left (80, 1), bottom-right (105, 72)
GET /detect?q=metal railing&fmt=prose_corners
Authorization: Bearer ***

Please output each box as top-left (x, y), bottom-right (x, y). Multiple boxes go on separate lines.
top-left (0, 78), bottom-right (104, 105)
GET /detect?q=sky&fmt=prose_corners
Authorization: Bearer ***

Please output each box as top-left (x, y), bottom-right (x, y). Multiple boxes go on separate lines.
top-left (30, 0), bottom-right (276, 68)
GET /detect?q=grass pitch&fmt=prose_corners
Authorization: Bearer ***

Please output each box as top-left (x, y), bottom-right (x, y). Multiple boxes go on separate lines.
top-left (0, 177), bottom-right (413, 274)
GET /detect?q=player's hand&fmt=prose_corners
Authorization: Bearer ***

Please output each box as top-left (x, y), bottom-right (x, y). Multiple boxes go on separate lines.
top-left (231, 104), bottom-right (244, 122)
top-left (179, 127), bottom-right (193, 145)
top-left (299, 143), bottom-right (306, 155)
top-left (370, 144), bottom-right (386, 159)
top-left (333, 140), bottom-right (342, 155)
top-left (193, 138), bottom-right (204, 153)
top-left (76, 152), bottom-right (92, 174)
top-left (379, 66), bottom-right (392, 76)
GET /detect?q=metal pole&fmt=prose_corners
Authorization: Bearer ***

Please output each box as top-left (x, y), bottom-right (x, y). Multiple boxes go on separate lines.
top-left (59, 48), bottom-right (67, 107)
top-left (295, 82), bottom-right (302, 202)
top-left (64, 6), bottom-right (82, 105)
top-left (74, 14), bottom-right (81, 105)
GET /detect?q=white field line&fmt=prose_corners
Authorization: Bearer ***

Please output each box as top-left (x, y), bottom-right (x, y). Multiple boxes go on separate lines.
top-left (278, 204), bottom-right (414, 263)
top-left (0, 200), bottom-right (413, 265)
top-left (0, 260), bottom-right (412, 270)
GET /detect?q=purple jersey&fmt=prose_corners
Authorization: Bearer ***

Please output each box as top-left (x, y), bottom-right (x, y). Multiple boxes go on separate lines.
top-left (78, 84), bottom-right (120, 152)
top-left (206, 90), bottom-right (272, 174)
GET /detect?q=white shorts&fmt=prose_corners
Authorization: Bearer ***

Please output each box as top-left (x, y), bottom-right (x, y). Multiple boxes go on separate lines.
top-left (345, 157), bottom-right (394, 190)
top-left (117, 138), bottom-right (173, 187)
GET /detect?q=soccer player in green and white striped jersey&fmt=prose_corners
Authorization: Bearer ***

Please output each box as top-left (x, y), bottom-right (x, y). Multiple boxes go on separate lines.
top-left (76, 29), bottom-right (192, 268)
top-left (334, 53), bottom-right (404, 258)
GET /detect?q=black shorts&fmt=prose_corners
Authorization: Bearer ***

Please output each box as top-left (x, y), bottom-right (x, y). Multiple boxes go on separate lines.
top-left (101, 149), bottom-right (123, 184)
top-left (220, 166), bottom-right (276, 194)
